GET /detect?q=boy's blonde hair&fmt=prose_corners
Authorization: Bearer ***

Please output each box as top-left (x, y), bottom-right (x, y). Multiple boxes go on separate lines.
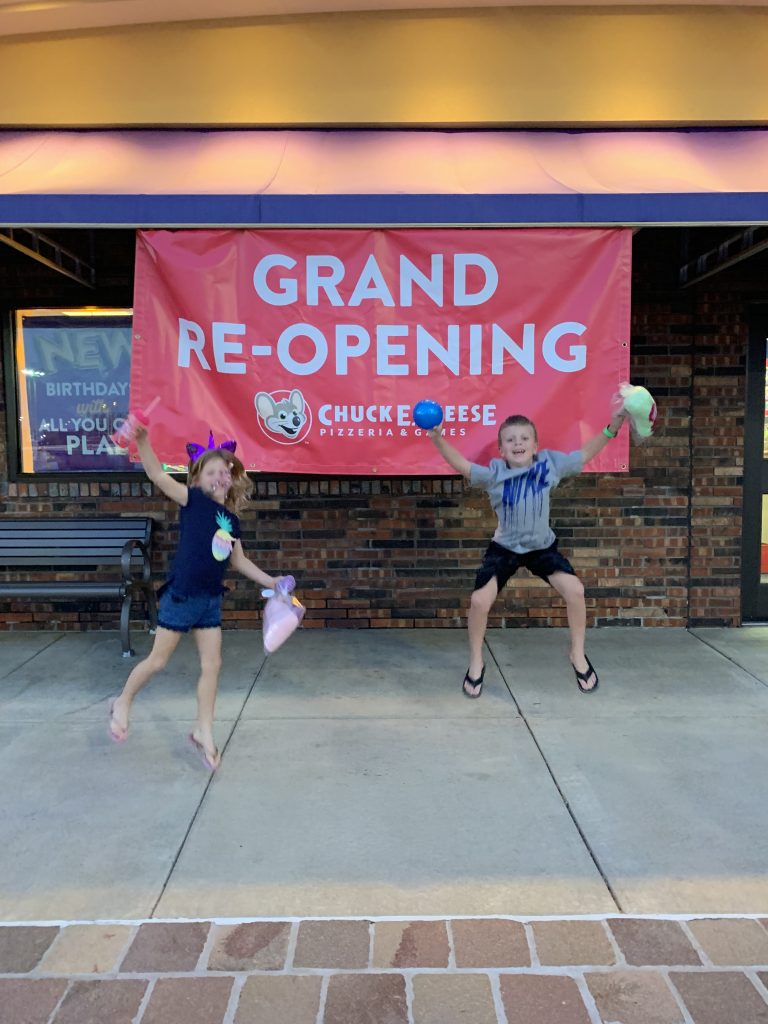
top-left (497, 415), bottom-right (538, 446)
top-left (187, 449), bottom-right (253, 514)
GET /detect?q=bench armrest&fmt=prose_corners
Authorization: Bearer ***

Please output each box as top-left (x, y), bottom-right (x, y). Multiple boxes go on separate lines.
top-left (121, 539), bottom-right (152, 585)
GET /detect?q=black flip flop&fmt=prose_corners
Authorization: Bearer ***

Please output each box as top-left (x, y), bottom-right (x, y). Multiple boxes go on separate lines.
top-left (462, 664), bottom-right (486, 698)
top-left (572, 656), bottom-right (599, 694)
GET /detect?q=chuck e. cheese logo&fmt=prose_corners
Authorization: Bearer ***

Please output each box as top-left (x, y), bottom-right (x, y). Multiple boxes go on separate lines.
top-left (254, 388), bottom-right (312, 445)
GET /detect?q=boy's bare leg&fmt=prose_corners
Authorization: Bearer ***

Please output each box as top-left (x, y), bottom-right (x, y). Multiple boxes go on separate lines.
top-left (110, 627), bottom-right (182, 737)
top-left (466, 578), bottom-right (498, 695)
top-left (549, 571), bottom-right (596, 690)
top-left (191, 626), bottom-right (223, 768)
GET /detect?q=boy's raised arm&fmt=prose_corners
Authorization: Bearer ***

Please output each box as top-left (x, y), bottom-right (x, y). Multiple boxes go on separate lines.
top-left (427, 428), bottom-right (473, 480)
top-left (134, 425), bottom-right (189, 505)
top-left (580, 409), bottom-right (627, 466)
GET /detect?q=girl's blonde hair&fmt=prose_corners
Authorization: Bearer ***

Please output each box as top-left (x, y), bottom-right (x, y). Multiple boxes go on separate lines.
top-left (187, 449), bottom-right (253, 514)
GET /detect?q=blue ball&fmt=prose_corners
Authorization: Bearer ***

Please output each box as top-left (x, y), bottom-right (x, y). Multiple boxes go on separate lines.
top-left (413, 399), bottom-right (443, 430)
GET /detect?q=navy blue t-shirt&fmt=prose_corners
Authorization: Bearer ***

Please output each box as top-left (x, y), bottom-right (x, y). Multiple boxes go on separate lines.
top-left (164, 486), bottom-right (242, 597)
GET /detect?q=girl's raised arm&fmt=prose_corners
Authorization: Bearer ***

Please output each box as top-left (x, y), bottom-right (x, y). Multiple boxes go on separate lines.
top-left (134, 425), bottom-right (189, 505)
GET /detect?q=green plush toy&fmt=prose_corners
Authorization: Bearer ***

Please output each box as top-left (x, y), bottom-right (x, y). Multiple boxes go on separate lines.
top-left (619, 383), bottom-right (657, 439)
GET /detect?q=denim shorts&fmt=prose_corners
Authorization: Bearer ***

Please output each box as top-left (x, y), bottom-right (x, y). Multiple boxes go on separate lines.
top-left (474, 539), bottom-right (576, 592)
top-left (157, 589), bottom-right (223, 632)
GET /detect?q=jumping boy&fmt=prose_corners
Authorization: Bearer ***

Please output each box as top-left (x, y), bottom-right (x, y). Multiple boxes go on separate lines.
top-left (428, 405), bottom-right (627, 697)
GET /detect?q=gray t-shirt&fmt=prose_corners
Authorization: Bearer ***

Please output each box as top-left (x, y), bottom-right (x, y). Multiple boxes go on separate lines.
top-left (469, 449), bottom-right (583, 553)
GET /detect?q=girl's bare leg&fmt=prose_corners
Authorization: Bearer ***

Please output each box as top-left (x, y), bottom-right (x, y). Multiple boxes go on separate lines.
top-left (191, 626), bottom-right (223, 768)
top-left (109, 627), bottom-right (182, 738)
top-left (465, 577), bottom-right (498, 695)
top-left (549, 571), bottom-right (596, 690)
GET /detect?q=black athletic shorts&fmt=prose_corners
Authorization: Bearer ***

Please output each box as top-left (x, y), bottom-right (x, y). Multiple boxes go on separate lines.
top-left (473, 539), bottom-right (576, 592)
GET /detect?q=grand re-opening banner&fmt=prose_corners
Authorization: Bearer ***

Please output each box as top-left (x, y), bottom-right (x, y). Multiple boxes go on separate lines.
top-left (131, 228), bottom-right (631, 474)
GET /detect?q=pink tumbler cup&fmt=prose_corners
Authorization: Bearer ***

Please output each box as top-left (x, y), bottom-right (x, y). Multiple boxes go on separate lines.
top-left (111, 396), bottom-right (159, 448)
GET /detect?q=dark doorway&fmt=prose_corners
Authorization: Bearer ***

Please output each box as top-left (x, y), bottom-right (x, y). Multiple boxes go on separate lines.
top-left (743, 308), bottom-right (768, 620)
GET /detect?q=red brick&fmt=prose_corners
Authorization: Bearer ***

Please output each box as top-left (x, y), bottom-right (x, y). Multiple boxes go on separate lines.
top-left (412, 974), bottom-right (496, 1024)
top-left (586, 969), bottom-right (685, 1024)
top-left (0, 979), bottom-right (67, 1024)
top-left (0, 927), bottom-right (59, 973)
top-left (208, 922), bottom-right (290, 971)
top-left (499, 974), bottom-right (592, 1024)
top-left (293, 921), bottom-right (369, 969)
top-left (607, 919), bottom-right (700, 966)
top-left (373, 921), bottom-right (449, 968)
top-left (235, 976), bottom-right (322, 1024)
top-left (141, 977), bottom-right (233, 1024)
top-left (51, 980), bottom-right (147, 1024)
top-left (323, 974), bottom-right (408, 1024)
top-left (41, 925), bottom-right (132, 974)
top-left (532, 920), bottom-right (615, 966)
top-left (120, 922), bottom-right (209, 972)
top-left (671, 971), bottom-right (768, 1024)
top-left (687, 919), bottom-right (768, 965)
top-left (452, 919), bottom-right (529, 968)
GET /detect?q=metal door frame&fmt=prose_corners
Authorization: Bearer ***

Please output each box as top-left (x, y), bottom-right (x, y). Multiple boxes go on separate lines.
top-left (742, 307), bottom-right (768, 620)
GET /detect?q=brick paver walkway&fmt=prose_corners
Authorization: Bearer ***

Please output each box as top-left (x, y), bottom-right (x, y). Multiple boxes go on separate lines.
top-left (2, 916), bottom-right (768, 1023)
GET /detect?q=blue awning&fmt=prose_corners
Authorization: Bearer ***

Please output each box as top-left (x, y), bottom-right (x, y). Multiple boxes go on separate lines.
top-left (2, 128), bottom-right (768, 226)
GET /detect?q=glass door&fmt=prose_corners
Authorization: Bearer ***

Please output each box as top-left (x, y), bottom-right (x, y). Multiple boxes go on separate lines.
top-left (743, 310), bottom-right (768, 620)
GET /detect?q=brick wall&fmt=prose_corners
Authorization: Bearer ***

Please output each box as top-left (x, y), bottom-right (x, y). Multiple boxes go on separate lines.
top-left (688, 292), bottom-right (747, 625)
top-left (0, 229), bottom-right (756, 632)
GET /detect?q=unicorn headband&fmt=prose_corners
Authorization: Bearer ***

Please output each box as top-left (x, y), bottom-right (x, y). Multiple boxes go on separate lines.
top-left (186, 431), bottom-right (237, 463)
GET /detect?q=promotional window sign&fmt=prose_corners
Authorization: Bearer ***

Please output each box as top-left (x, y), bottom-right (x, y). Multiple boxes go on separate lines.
top-left (16, 309), bottom-right (143, 473)
top-left (131, 228), bottom-right (631, 475)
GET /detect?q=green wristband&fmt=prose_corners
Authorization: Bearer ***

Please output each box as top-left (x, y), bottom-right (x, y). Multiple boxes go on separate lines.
top-left (603, 425), bottom-right (617, 439)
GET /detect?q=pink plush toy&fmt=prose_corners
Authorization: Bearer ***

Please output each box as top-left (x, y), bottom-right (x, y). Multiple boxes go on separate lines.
top-left (262, 575), bottom-right (305, 654)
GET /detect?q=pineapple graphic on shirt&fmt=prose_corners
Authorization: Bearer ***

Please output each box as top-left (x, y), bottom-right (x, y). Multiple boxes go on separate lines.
top-left (212, 510), bottom-right (234, 562)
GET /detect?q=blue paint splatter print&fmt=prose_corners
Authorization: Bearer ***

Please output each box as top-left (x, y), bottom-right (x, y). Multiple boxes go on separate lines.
top-left (500, 459), bottom-right (550, 529)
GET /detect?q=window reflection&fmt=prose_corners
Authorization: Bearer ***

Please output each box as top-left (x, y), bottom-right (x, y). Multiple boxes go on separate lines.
top-left (15, 308), bottom-right (140, 474)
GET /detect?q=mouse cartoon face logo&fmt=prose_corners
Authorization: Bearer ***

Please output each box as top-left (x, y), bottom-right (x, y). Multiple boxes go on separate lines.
top-left (254, 388), bottom-right (311, 445)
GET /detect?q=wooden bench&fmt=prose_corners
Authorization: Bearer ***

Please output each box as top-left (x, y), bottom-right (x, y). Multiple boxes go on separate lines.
top-left (0, 518), bottom-right (157, 657)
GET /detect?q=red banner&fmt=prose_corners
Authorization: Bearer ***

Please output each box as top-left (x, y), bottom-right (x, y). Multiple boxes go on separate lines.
top-left (131, 228), bottom-right (631, 475)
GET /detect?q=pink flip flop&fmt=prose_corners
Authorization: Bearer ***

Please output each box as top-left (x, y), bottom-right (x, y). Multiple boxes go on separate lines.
top-left (189, 733), bottom-right (219, 772)
top-left (107, 699), bottom-right (128, 743)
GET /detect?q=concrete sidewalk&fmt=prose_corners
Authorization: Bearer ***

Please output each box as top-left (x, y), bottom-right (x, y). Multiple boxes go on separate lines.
top-left (1, 626), bottom-right (768, 1022)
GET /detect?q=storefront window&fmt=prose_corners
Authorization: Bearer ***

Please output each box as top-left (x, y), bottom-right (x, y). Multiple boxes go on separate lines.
top-left (14, 308), bottom-right (142, 473)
